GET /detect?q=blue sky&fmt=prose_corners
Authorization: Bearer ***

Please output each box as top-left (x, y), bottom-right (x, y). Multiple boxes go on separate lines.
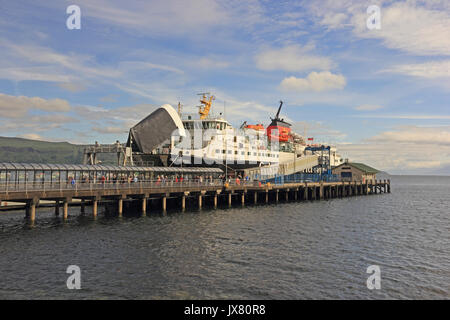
top-left (0, 0), bottom-right (449, 174)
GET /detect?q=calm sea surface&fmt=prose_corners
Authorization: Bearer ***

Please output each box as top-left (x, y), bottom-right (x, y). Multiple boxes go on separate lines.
top-left (0, 175), bottom-right (448, 299)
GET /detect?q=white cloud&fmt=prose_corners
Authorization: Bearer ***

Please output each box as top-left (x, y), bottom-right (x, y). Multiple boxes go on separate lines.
top-left (57, 82), bottom-right (86, 93)
top-left (67, 0), bottom-right (232, 36)
top-left (92, 126), bottom-right (129, 134)
top-left (382, 60), bottom-right (450, 79)
top-left (338, 126), bottom-right (450, 174)
top-left (354, 104), bottom-right (384, 111)
top-left (118, 61), bottom-right (184, 75)
top-left (190, 57), bottom-right (230, 69)
top-left (310, 1), bottom-right (450, 56)
top-left (368, 126), bottom-right (450, 146)
top-left (279, 72), bottom-right (346, 92)
top-left (18, 133), bottom-right (45, 141)
top-left (354, 2), bottom-right (450, 56)
top-left (353, 114), bottom-right (450, 120)
top-left (255, 45), bottom-right (333, 72)
top-left (0, 93), bottom-right (71, 118)
top-left (320, 12), bottom-right (349, 30)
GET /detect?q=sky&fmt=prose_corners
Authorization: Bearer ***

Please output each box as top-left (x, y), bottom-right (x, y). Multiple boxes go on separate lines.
top-left (0, 0), bottom-right (449, 174)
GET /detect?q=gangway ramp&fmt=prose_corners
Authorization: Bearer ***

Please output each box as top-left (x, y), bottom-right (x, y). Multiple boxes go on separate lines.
top-left (245, 154), bottom-right (318, 179)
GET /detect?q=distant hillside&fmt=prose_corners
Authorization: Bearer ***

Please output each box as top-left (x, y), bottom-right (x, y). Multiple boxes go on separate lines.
top-left (0, 136), bottom-right (115, 165)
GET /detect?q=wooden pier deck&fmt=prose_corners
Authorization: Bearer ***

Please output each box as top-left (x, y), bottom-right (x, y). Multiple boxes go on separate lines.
top-left (0, 179), bottom-right (390, 223)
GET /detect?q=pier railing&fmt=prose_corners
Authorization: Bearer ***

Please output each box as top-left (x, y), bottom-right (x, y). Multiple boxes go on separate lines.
top-left (0, 179), bottom-right (263, 193)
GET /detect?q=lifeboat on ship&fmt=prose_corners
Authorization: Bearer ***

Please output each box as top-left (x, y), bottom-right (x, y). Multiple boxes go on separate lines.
top-left (266, 101), bottom-right (291, 142)
top-left (245, 123), bottom-right (265, 131)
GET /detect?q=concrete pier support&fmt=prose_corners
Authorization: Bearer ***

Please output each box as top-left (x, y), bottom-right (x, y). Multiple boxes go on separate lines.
top-left (294, 188), bottom-right (298, 200)
top-left (198, 191), bottom-right (205, 209)
top-left (198, 194), bottom-right (203, 209)
top-left (182, 191), bottom-right (189, 211)
top-left (387, 180), bottom-right (391, 193)
top-left (319, 183), bottom-right (324, 200)
top-left (304, 187), bottom-right (308, 200)
top-left (228, 193), bottom-right (232, 207)
top-left (215, 190), bottom-right (221, 209)
top-left (275, 190), bottom-right (279, 203)
top-left (162, 195), bottom-right (167, 212)
top-left (142, 197), bottom-right (147, 216)
top-left (182, 195), bottom-right (186, 211)
top-left (254, 192), bottom-right (258, 204)
top-left (55, 200), bottom-right (60, 216)
top-left (81, 199), bottom-right (85, 214)
top-left (27, 200), bottom-right (37, 222)
top-left (30, 203), bottom-right (36, 222)
top-left (285, 189), bottom-right (289, 201)
top-left (118, 198), bottom-right (123, 217)
top-left (63, 199), bottom-right (69, 220)
top-left (93, 199), bottom-right (98, 218)
top-left (265, 191), bottom-right (269, 203)
top-left (241, 192), bottom-right (245, 206)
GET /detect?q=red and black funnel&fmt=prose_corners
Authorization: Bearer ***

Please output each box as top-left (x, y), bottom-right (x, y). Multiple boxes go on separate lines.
top-left (266, 101), bottom-right (291, 142)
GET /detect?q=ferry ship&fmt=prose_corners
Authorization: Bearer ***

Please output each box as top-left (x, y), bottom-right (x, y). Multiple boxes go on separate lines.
top-left (126, 94), bottom-right (343, 175)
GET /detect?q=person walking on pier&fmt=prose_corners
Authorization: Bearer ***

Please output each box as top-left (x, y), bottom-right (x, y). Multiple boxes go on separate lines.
top-left (156, 175), bottom-right (161, 186)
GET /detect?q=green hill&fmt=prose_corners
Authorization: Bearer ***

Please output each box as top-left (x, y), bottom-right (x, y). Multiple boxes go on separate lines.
top-left (0, 136), bottom-right (116, 165)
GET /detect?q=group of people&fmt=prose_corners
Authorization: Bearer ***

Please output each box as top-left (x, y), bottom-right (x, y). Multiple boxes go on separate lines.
top-left (218, 174), bottom-right (252, 186)
top-left (66, 173), bottom-right (254, 187)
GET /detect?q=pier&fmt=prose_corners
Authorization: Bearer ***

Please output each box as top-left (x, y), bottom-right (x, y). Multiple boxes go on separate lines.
top-left (0, 177), bottom-right (390, 223)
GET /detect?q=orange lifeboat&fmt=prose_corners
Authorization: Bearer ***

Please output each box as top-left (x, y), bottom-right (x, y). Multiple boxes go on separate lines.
top-left (245, 123), bottom-right (265, 131)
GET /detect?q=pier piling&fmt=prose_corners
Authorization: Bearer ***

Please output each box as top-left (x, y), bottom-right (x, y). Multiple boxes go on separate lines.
top-left (1, 178), bottom-right (390, 222)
